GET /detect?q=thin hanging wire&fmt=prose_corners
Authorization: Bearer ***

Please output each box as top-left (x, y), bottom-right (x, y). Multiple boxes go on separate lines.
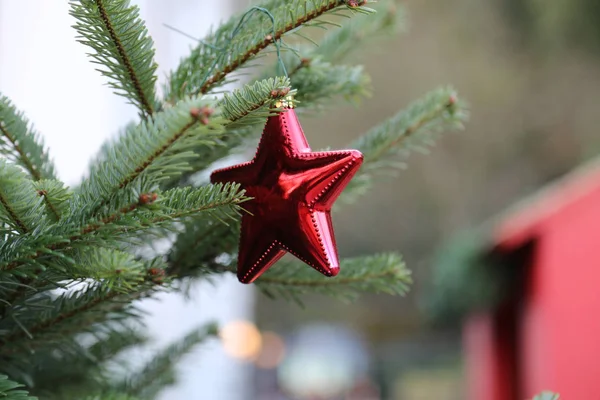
top-left (164, 6), bottom-right (288, 87)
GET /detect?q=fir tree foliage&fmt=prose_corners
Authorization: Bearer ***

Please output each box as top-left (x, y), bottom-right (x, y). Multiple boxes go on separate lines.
top-left (0, 96), bottom-right (55, 181)
top-left (0, 0), bottom-right (468, 397)
top-left (165, 0), bottom-right (375, 102)
top-left (341, 86), bottom-right (467, 204)
top-left (70, 0), bottom-right (159, 117)
top-left (0, 160), bottom-right (47, 234)
top-left (0, 375), bottom-right (36, 400)
top-left (257, 253), bottom-right (411, 303)
top-left (115, 324), bottom-right (218, 399)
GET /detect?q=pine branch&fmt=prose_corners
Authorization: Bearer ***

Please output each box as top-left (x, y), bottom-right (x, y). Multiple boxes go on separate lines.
top-left (70, 0), bottom-right (159, 117)
top-left (77, 96), bottom-right (226, 218)
top-left (221, 77), bottom-right (294, 129)
top-left (151, 183), bottom-right (246, 223)
top-left (0, 95), bottom-right (55, 180)
top-left (0, 182), bottom-right (245, 303)
top-left (0, 160), bottom-right (46, 235)
top-left (32, 180), bottom-right (71, 222)
top-left (25, 327), bottom-right (147, 399)
top-left (0, 375), bottom-right (36, 400)
top-left (167, 218), bottom-right (239, 278)
top-left (256, 253), bottom-right (411, 302)
top-left (339, 86), bottom-right (468, 205)
top-left (0, 272), bottom-right (161, 356)
top-left (116, 324), bottom-right (218, 399)
top-left (163, 77), bottom-right (294, 188)
top-left (292, 61), bottom-right (371, 106)
top-left (0, 194), bottom-right (151, 275)
top-left (166, 0), bottom-right (373, 101)
top-left (303, 0), bottom-right (403, 64)
top-left (256, 0), bottom-right (402, 108)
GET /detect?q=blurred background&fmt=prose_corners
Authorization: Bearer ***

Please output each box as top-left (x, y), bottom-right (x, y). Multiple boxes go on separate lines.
top-left (2, 0), bottom-right (600, 398)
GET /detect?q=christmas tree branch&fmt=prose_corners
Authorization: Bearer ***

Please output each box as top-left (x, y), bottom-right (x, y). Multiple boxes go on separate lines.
top-left (339, 86), bottom-right (468, 205)
top-left (0, 375), bottom-right (36, 400)
top-left (0, 277), bottom-right (159, 356)
top-left (304, 0), bottom-right (403, 64)
top-left (221, 77), bottom-right (293, 129)
top-left (256, 253), bottom-right (411, 302)
top-left (161, 77), bottom-right (293, 188)
top-left (0, 185), bottom-right (243, 318)
top-left (70, 0), bottom-right (159, 117)
top-left (32, 181), bottom-right (71, 223)
top-left (0, 194), bottom-right (154, 276)
top-left (21, 327), bottom-right (147, 399)
top-left (116, 324), bottom-right (218, 398)
top-left (257, 0), bottom-right (402, 108)
top-left (0, 184), bottom-right (245, 284)
top-left (167, 219), bottom-right (239, 278)
top-left (78, 96), bottom-right (226, 217)
top-left (267, 0), bottom-right (402, 80)
top-left (0, 161), bottom-right (46, 235)
top-left (0, 95), bottom-right (55, 180)
top-left (292, 62), bottom-right (371, 106)
top-left (166, 0), bottom-right (373, 102)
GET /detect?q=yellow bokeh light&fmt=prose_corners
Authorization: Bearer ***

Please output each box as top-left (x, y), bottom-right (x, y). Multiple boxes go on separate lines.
top-left (255, 331), bottom-right (286, 369)
top-left (220, 320), bottom-right (262, 360)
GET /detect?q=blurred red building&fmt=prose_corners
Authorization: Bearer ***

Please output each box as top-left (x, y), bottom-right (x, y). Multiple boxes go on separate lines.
top-left (464, 160), bottom-right (600, 400)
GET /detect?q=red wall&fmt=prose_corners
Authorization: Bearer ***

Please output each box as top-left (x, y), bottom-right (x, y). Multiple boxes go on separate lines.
top-left (465, 168), bottom-right (600, 399)
top-left (464, 311), bottom-right (518, 400)
top-left (518, 182), bottom-right (600, 398)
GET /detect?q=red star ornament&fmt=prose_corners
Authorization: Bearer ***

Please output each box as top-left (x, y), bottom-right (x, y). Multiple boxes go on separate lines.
top-left (211, 108), bottom-right (363, 283)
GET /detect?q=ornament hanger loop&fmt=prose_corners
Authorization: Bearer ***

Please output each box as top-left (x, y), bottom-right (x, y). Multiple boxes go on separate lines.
top-left (165, 6), bottom-right (289, 80)
top-left (231, 7), bottom-right (288, 79)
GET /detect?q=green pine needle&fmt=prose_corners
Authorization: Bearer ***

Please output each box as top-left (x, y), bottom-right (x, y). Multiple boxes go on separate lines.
top-left (340, 86), bottom-right (468, 205)
top-left (32, 180), bottom-right (71, 222)
top-left (0, 375), bottom-right (36, 400)
top-left (0, 160), bottom-right (47, 234)
top-left (161, 77), bottom-right (294, 188)
top-left (167, 217), bottom-right (239, 278)
top-left (257, 253), bottom-right (411, 303)
top-left (70, 0), bottom-right (159, 117)
top-left (116, 324), bottom-right (218, 399)
top-left (77, 96), bottom-right (227, 218)
top-left (221, 76), bottom-right (294, 129)
top-left (292, 61), bottom-right (371, 106)
top-left (307, 0), bottom-right (404, 63)
top-left (165, 0), bottom-right (374, 102)
top-left (0, 95), bottom-right (55, 181)
top-left (14, 327), bottom-right (147, 399)
top-left (0, 265), bottom-right (161, 356)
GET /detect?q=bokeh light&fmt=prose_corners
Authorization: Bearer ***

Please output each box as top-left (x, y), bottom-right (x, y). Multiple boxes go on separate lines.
top-left (220, 320), bottom-right (262, 360)
top-left (255, 331), bottom-right (286, 369)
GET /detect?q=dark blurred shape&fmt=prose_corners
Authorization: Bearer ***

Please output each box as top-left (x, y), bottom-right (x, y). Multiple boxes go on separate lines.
top-left (501, 0), bottom-right (600, 52)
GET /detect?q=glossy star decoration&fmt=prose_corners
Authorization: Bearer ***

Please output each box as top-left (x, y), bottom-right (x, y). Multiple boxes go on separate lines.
top-left (211, 108), bottom-right (363, 283)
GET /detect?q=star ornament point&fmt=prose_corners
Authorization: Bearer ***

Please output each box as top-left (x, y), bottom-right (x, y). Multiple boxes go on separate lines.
top-left (211, 108), bottom-right (363, 283)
